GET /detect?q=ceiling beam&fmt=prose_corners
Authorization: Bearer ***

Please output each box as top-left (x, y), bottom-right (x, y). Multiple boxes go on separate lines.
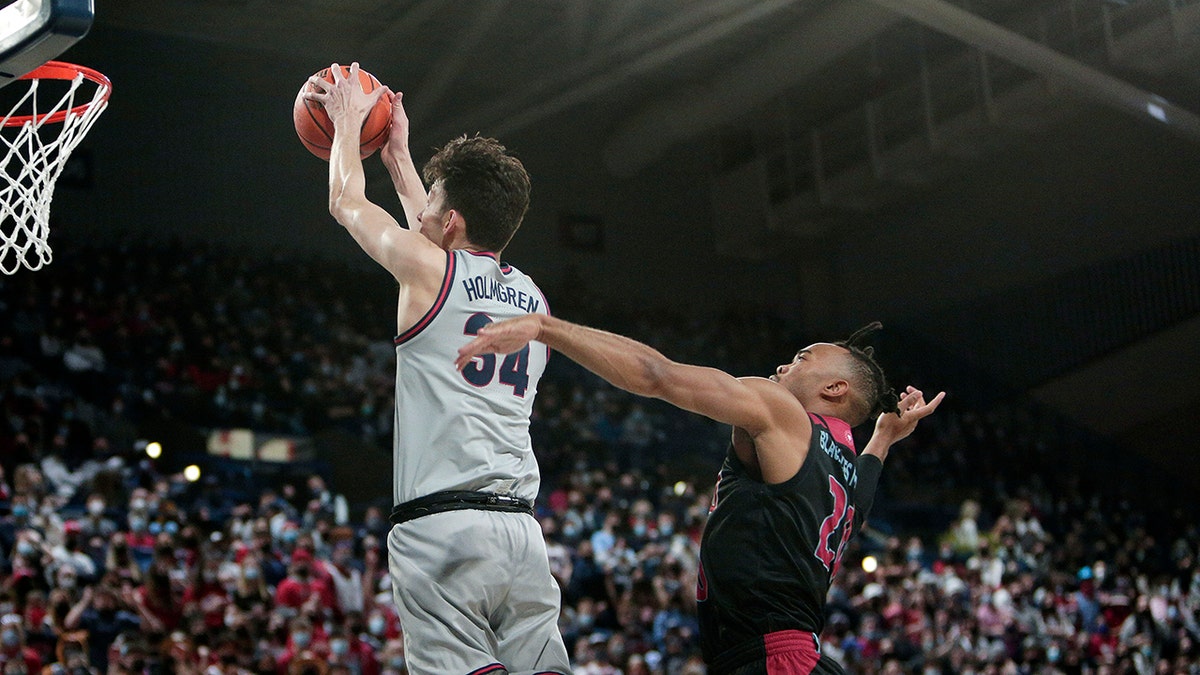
top-left (422, 0), bottom-right (786, 142)
top-left (601, 0), bottom-right (905, 174)
top-left (869, 0), bottom-right (1200, 145)
top-left (407, 0), bottom-right (510, 127)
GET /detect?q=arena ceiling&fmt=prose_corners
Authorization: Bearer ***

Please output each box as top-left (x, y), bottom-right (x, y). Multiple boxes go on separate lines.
top-left (51, 0), bottom-right (1200, 466)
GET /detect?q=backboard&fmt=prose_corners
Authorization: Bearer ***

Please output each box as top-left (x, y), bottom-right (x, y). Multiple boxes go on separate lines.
top-left (0, 0), bottom-right (93, 84)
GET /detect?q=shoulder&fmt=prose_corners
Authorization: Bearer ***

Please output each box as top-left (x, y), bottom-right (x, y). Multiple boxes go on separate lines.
top-left (735, 377), bottom-right (813, 445)
top-left (738, 377), bottom-right (810, 421)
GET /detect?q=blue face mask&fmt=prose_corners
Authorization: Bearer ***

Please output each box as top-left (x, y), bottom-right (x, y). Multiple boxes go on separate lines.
top-left (1, 629), bottom-right (18, 647)
top-left (16, 541), bottom-right (35, 557)
top-left (330, 639), bottom-right (349, 656)
top-left (292, 632), bottom-right (311, 649)
top-left (12, 505), bottom-right (28, 519)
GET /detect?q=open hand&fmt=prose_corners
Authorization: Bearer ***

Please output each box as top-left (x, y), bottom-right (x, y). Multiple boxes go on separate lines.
top-left (454, 315), bottom-right (543, 370)
top-left (874, 386), bottom-right (945, 444)
top-left (303, 62), bottom-right (388, 128)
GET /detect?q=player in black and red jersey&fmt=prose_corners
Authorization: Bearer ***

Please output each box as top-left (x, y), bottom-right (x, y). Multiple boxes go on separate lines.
top-left (457, 318), bottom-right (943, 674)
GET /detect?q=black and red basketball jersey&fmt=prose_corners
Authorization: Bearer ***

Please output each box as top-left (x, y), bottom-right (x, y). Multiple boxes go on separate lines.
top-left (697, 413), bottom-right (862, 666)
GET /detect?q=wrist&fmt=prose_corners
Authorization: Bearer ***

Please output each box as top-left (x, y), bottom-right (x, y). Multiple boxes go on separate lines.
top-left (382, 146), bottom-right (411, 165)
top-left (534, 314), bottom-right (551, 344)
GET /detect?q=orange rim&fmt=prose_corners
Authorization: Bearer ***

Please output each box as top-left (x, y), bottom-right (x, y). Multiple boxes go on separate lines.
top-left (5, 61), bottom-right (111, 127)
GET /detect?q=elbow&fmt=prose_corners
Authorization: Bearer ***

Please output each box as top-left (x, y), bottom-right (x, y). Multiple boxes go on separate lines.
top-left (636, 354), bottom-right (672, 400)
top-left (328, 194), bottom-right (359, 226)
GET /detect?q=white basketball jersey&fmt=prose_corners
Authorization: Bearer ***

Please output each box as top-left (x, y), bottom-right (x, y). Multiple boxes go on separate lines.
top-left (392, 249), bottom-right (550, 505)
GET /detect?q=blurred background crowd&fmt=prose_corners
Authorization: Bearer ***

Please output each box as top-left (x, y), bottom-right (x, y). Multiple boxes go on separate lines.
top-left (0, 239), bottom-right (1196, 674)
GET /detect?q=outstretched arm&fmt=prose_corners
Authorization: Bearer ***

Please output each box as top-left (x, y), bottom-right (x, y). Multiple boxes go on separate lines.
top-left (855, 386), bottom-right (945, 524)
top-left (456, 314), bottom-right (783, 435)
top-left (304, 63), bottom-right (441, 283)
top-left (379, 90), bottom-right (426, 231)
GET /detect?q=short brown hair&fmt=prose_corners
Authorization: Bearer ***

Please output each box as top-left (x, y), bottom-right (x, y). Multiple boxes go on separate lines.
top-left (423, 135), bottom-right (531, 252)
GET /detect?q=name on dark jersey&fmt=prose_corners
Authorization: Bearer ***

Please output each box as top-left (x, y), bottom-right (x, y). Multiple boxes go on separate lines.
top-left (461, 276), bottom-right (541, 313)
top-left (819, 429), bottom-right (857, 487)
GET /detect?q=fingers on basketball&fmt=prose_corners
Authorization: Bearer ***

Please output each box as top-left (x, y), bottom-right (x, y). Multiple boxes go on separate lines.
top-left (292, 64), bottom-right (392, 161)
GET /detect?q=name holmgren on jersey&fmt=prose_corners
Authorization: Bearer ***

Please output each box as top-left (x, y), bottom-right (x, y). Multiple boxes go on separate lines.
top-left (461, 273), bottom-right (543, 313)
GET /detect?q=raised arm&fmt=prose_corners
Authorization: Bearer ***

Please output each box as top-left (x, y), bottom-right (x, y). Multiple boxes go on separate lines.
top-left (455, 314), bottom-right (786, 436)
top-left (304, 63), bottom-right (442, 284)
top-left (854, 386), bottom-right (945, 525)
top-left (379, 90), bottom-right (427, 231)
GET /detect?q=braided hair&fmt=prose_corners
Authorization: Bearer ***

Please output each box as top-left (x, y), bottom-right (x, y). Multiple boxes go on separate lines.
top-left (834, 321), bottom-right (900, 424)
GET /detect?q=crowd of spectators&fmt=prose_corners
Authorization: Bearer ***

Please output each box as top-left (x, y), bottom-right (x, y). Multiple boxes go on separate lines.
top-left (0, 238), bottom-right (1196, 674)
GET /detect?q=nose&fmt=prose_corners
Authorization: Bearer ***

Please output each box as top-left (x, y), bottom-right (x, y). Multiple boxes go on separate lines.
top-left (776, 364), bottom-right (788, 376)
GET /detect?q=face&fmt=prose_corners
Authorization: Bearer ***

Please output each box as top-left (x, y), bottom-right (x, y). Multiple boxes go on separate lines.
top-left (417, 182), bottom-right (452, 246)
top-left (770, 342), bottom-right (850, 404)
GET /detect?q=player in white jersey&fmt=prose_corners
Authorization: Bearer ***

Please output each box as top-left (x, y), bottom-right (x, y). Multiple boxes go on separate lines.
top-left (305, 63), bottom-right (571, 675)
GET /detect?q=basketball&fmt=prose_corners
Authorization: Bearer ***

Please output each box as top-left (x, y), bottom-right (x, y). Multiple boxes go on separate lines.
top-left (293, 65), bottom-right (391, 161)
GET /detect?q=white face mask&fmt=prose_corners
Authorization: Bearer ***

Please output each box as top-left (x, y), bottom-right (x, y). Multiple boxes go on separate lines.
top-left (88, 501), bottom-right (105, 516)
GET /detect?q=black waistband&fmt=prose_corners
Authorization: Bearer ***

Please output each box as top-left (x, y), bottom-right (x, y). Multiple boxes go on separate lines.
top-left (390, 490), bottom-right (533, 525)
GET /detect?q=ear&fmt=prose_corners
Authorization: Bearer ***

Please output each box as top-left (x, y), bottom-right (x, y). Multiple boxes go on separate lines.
top-left (443, 209), bottom-right (467, 242)
top-left (822, 379), bottom-right (849, 401)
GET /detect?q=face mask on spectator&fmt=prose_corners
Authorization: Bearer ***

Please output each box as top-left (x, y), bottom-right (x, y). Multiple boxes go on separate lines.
top-left (388, 657), bottom-right (405, 670)
top-left (130, 498), bottom-right (146, 511)
top-left (292, 632), bottom-right (311, 649)
top-left (244, 567), bottom-right (259, 580)
top-left (129, 517), bottom-right (146, 532)
top-left (331, 639), bottom-right (349, 656)
top-left (1, 629), bottom-right (19, 648)
top-left (88, 501), bottom-right (105, 516)
top-left (368, 615), bottom-right (386, 635)
top-left (16, 541), bottom-right (34, 558)
top-left (12, 505), bottom-right (28, 519)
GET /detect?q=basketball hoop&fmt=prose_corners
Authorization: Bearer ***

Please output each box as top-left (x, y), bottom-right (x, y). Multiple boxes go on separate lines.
top-left (0, 60), bottom-right (110, 274)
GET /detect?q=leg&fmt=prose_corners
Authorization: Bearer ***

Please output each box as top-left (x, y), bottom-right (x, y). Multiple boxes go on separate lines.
top-left (492, 514), bottom-right (572, 675)
top-left (387, 512), bottom-right (506, 675)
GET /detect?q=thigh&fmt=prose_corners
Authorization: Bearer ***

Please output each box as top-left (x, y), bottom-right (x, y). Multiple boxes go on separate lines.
top-left (387, 511), bottom-right (510, 675)
top-left (491, 515), bottom-right (571, 675)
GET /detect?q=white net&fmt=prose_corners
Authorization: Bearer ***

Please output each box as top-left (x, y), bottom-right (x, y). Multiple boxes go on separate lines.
top-left (0, 65), bottom-right (109, 274)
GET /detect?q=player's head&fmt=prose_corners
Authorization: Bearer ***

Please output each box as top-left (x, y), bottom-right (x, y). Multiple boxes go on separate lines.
top-left (771, 322), bottom-right (899, 426)
top-left (419, 134), bottom-right (531, 252)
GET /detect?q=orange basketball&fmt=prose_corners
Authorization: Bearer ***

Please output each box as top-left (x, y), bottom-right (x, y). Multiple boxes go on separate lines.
top-left (293, 65), bottom-right (391, 161)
